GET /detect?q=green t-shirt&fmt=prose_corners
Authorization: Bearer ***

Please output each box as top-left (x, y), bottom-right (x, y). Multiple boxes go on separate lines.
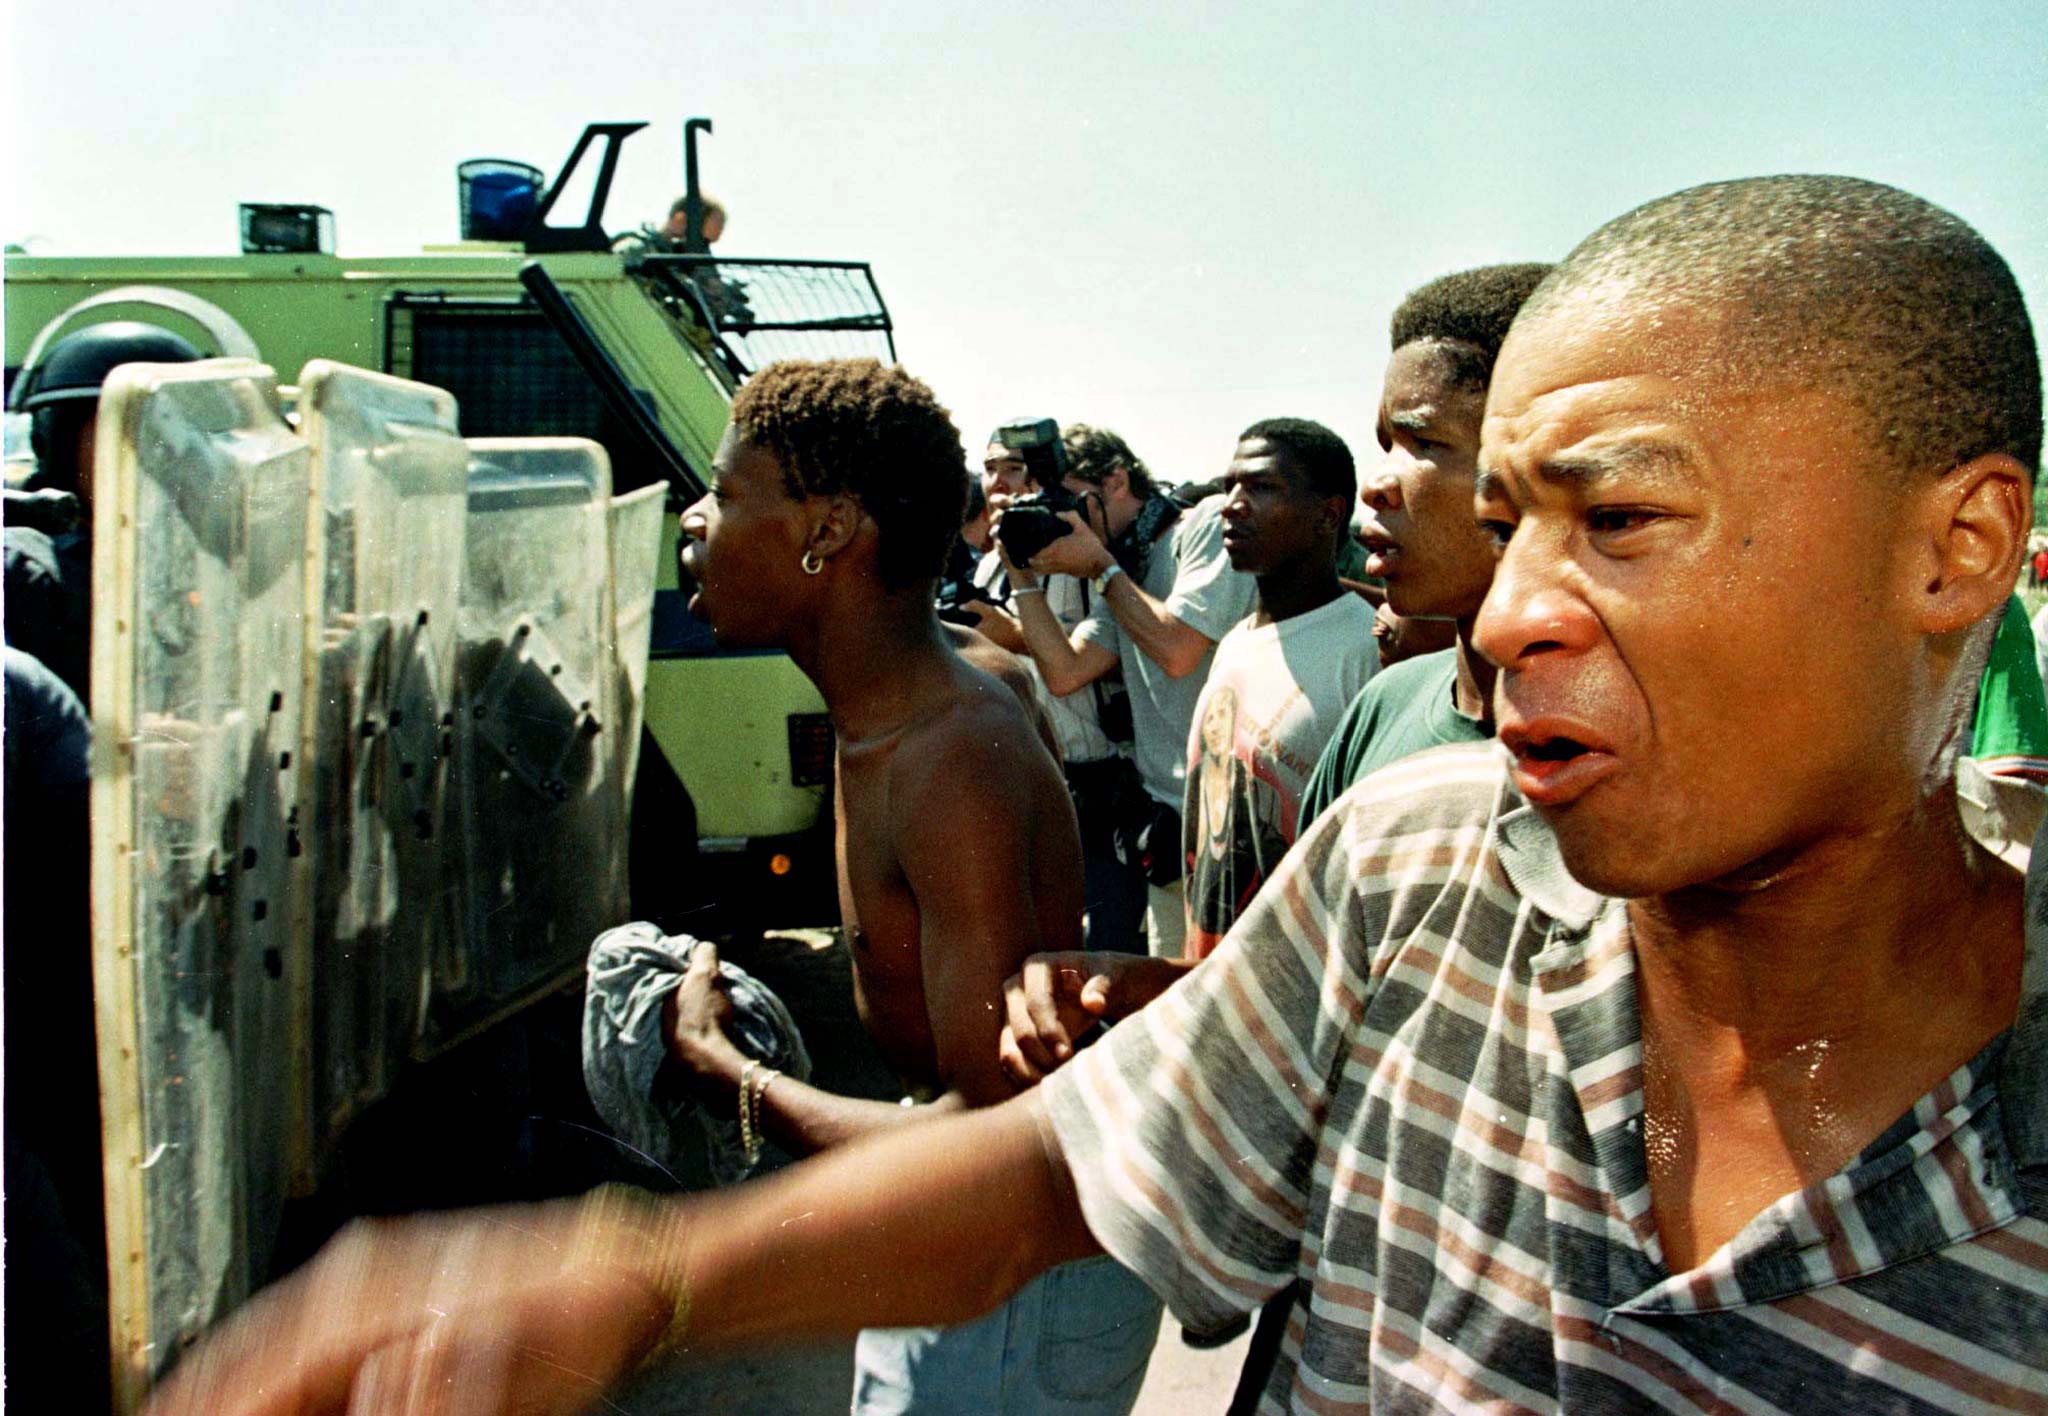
top-left (1298, 648), bottom-right (1490, 827)
top-left (1970, 594), bottom-right (2048, 783)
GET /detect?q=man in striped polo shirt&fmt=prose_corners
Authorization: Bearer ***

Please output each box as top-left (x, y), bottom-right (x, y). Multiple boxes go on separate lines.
top-left (158, 176), bottom-right (2047, 1416)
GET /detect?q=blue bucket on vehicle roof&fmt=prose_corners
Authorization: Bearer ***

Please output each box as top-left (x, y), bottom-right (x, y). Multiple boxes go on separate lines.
top-left (458, 159), bottom-right (543, 241)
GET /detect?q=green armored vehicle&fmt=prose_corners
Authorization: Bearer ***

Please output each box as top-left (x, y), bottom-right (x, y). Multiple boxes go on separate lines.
top-left (3, 120), bottom-right (890, 1407)
top-left (6, 118), bottom-right (889, 935)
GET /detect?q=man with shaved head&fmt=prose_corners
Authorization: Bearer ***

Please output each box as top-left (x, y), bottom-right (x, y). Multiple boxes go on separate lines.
top-left (157, 178), bottom-right (2047, 1416)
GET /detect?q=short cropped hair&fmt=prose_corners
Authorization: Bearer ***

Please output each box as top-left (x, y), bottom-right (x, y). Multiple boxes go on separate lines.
top-left (1239, 417), bottom-right (1356, 501)
top-left (730, 359), bottom-right (968, 589)
top-left (669, 194), bottom-right (727, 222)
top-left (1390, 263), bottom-right (1555, 390)
top-left (1521, 176), bottom-right (2041, 481)
top-left (1062, 424), bottom-right (1157, 499)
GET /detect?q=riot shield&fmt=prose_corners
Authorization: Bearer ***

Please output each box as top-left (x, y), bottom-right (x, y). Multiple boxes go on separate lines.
top-left (433, 438), bottom-right (636, 1043)
top-left (608, 481), bottom-right (666, 806)
top-left (89, 359), bottom-right (311, 1403)
top-left (294, 362), bottom-right (468, 1163)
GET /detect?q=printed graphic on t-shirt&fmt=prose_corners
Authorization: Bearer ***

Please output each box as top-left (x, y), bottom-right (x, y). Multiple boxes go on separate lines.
top-left (1185, 682), bottom-right (1302, 960)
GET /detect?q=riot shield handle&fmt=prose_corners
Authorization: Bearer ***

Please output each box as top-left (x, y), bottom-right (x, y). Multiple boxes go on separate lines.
top-left (525, 122), bottom-right (650, 254)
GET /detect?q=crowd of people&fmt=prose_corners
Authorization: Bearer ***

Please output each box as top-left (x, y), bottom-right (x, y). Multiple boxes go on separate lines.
top-left (20, 170), bottom-right (2047, 1414)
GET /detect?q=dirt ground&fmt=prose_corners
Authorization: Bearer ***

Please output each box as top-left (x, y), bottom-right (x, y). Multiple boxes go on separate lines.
top-left (617, 1325), bottom-right (1252, 1415)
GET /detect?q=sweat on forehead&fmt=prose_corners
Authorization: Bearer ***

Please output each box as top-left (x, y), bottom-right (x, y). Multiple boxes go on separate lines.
top-left (1516, 175), bottom-right (2042, 483)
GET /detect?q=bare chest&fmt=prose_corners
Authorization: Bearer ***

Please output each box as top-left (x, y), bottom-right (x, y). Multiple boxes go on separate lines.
top-left (834, 753), bottom-right (938, 1088)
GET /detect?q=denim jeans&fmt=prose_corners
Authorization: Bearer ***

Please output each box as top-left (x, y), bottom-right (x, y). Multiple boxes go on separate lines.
top-left (1144, 881), bottom-right (1186, 959)
top-left (850, 1255), bottom-right (1164, 1415)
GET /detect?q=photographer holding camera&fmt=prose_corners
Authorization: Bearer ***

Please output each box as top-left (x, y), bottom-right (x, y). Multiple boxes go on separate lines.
top-left (961, 423), bottom-right (1148, 954)
top-left (994, 424), bottom-right (1255, 959)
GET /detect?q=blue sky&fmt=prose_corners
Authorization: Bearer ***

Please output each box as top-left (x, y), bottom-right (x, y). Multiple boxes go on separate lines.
top-left (7, 0), bottom-right (2044, 484)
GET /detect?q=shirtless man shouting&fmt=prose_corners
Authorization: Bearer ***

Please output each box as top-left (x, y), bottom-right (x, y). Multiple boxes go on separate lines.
top-left (662, 359), bottom-right (1160, 1414)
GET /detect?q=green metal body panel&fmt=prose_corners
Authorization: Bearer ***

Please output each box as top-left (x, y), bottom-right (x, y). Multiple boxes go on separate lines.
top-left (6, 247), bottom-right (832, 885)
top-left (5, 251), bottom-right (734, 485)
top-left (644, 652), bottom-right (828, 839)
top-left (645, 509), bottom-right (828, 839)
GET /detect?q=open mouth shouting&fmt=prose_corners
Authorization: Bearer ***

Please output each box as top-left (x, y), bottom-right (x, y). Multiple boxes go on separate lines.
top-left (1497, 716), bottom-right (1620, 808)
top-left (1355, 521), bottom-right (1400, 578)
top-left (676, 541), bottom-right (706, 615)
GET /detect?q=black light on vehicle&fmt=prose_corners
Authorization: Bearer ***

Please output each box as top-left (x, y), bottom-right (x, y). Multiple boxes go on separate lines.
top-left (786, 713), bottom-right (835, 788)
top-left (239, 204), bottom-right (334, 255)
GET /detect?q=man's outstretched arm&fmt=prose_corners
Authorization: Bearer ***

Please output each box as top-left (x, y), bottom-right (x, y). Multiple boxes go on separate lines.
top-left (148, 1093), bottom-right (1098, 1416)
top-left (664, 703), bottom-right (1071, 1152)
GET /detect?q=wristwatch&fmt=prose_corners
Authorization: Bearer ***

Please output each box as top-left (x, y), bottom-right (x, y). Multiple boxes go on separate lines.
top-left (1092, 561), bottom-right (1124, 596)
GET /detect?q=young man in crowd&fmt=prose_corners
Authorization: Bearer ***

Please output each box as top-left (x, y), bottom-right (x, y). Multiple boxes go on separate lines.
top-left (1178, 418), bottom-right (1375, 959)
top-left (998, 426), bottom-right (1258, 958)
top-left (156, 176), bottom-right (2047, 1416)
top-left (1295, 263), bottom-right (1554, 824)
top-left (655, 359), bottom-right (1161, 1413)
top-left (998, 270), bottom-right (1548, 1081)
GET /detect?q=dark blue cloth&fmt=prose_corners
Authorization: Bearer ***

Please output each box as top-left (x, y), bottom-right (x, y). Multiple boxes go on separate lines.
top-left (5, 523), bottom-right (91, 703)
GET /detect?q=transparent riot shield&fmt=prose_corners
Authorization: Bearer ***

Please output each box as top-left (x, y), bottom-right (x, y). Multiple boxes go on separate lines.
top-left (294, 362), bottom-right (468, 1164)
top-left (433, 438), bottom-right (633, 1043)
top-left (89, 359), bottom-right (311, 1402)
top-left (608, 481), bottom-right (666, 809)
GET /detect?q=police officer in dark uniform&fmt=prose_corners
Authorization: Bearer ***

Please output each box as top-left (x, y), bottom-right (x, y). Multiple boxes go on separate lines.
top-left (4, 322), bottom-right (201, 702)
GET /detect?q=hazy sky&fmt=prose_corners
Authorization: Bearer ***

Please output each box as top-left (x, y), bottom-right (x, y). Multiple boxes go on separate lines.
top-left (7, 1), bottom-right (2044, 485)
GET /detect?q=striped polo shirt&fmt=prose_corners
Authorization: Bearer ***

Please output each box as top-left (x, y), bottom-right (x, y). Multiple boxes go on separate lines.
top-left (1043, 745), bottom-right (2048, 1413)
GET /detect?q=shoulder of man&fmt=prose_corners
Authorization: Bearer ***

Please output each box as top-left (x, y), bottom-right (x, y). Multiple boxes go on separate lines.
top-left (1330, 647), bottom-right (1455, 739)
top-left (1319, 736), bottom-right (1509, 842)
top-left (896, 672), bottom-right (1058, 798)
top-left (2, 645), bottom-right (91, 789)
top-left (1241, 740), bottom-right (1535, 990)
top-left (1166, 492), bottom-right (1228, 551)
top-left (1161, 495), bottom-right (1258, 632)
top-left (1365, 644), bottom-right (1458, 696)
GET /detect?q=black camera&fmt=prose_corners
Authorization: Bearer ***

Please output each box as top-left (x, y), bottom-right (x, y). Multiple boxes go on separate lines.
top-left (935, 574), bottom-right (998, 627)
top-left (994, 480), bottom-right (1084, 563)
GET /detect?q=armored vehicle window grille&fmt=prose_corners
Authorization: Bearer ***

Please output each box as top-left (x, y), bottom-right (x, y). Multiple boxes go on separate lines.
top-left (641, 256), bottom-right (897, 376)
top-left (387, 297), bottom-right (631, 447)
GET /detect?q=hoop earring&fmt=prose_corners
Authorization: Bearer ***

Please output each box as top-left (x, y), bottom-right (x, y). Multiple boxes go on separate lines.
top-left (801, 549), bottom-right (824, 576)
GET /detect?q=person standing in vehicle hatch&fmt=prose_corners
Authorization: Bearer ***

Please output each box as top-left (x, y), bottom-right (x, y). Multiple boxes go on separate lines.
top-left (997, 424), bottom-right (1257, 959)
top-left (659, 359), bottom-right (1161, 1415)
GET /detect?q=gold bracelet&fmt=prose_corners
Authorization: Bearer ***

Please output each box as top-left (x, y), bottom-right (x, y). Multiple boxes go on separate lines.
top-left (752, 1066), bottom-right (781, 1145)
top-left (738, 1059), bottom-right (763, 1168)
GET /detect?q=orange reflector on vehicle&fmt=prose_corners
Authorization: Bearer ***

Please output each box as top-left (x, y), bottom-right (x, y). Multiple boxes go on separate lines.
top-left (769, 853), bottom-right (794, 876)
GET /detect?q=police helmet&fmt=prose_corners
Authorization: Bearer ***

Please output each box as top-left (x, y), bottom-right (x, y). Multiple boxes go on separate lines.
top-left (16, 323), bottom-right (202, 496)
top-left (13, 322), bottom-right (203, 413)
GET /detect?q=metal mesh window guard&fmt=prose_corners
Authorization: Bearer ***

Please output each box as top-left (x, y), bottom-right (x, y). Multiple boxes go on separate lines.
top-left (641, 256), bottom-right (897, 375)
